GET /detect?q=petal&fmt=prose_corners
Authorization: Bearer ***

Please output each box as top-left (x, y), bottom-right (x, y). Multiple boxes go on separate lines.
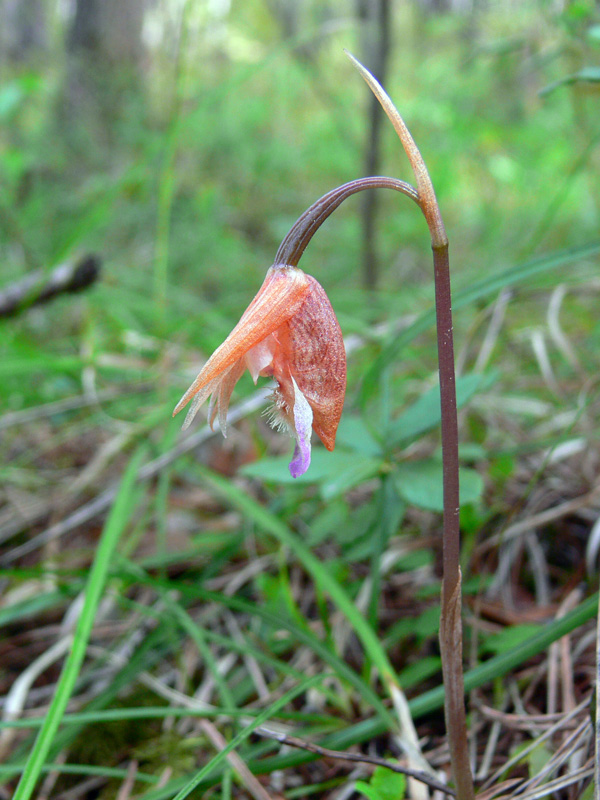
top-left (212, 357), bottom-right (247, 436)
top-left (282, 275), bottom-right (346, 450)
top-left (288, 377), bottom-right (313, 478)
top-left (180, 374), bottom-right (221, 430)
top-left (245, 335), bottom-right (277, 384)
top-left (173, 266), bottom-right (310, 418)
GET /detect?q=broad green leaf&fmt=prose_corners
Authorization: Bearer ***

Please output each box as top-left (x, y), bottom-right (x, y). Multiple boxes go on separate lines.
top-left (355, 765), bottom-right (406, 800)
top-left (371, 765), bottom-right (406, 800)
top-left (320, 455), bottom-right (382, 500)
top-left (335, 415), bottom-right (382, 456)
top-left (389, 372), bottom-right (495, 446)
top-left (241, 448), bottom-right (348, 484)
top-left (393, 459), bottom-right (483, 511)
top-left (241, 447), bottom-right (382, 497)
top-left (354, 782), bottom-right (381, 800)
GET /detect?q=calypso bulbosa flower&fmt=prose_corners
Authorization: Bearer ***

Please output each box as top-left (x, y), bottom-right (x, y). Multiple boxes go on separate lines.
top-left (173, 177), bottom-right (416, 479)
top-left (173, 263), bottom-right (346, 478)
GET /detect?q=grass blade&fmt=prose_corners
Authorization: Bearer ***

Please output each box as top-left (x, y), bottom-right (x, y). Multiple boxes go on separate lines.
top-left (169, 673), bottom-right (325, 800)
top-left (192, 464), bottom-right (400, 698)
top-left (11, 448), bottom-right (145, 800)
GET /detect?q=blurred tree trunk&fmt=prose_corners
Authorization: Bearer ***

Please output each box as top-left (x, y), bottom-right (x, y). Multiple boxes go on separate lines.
top-left (265, 0), bottom-right (301, 40)
top-left (62, 0), bottom-right (147, 153)
top-left (415, 0), bottom-right (467, 10)
top-left (68, 0), bottom-right (145, 64)
top-left (265, 0), bottom-right (335, 61)
top-left (0, 0), bottom-right (48, 62)
top-left (357, 0), bottom-right (391, 290)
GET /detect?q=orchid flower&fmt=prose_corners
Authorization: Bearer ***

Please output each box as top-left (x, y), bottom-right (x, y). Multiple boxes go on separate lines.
top-left (173, 264), bottom-right (346, 478)
top-left (173, 177), bottom-right (418, 478)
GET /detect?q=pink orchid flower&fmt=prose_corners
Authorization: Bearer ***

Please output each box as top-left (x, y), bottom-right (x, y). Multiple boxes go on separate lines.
top-left (173, 264), bottom-right (346, 478)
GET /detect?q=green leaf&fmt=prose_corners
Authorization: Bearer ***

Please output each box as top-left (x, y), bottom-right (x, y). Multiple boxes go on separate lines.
top-left (540, 67), bottom-right (600, 96)
top-left (575, 66), bottom-right (600, 81)
top-left (399, 656), bottom-right (442, 689)
top-left (355, 765), bottom-right (406, 800)
top-left (588, 25), bottom-right (600, 43)
top-left (389, 372), bottom-right (494, 446)
top-left (372, 765), bottom-right (407, 800)
top-left (354, 782), bottom-right (382, 800)
top-left (320, 455), bottom-right (382, 500)
top-left (0, 82), bottom-right (24, 119)
top-left (394, 459), bottom-right (484, 512)
top-left (0, 589), bottom-right (72, 628)
top-left (335, 415), bottom-right (382, 456)
top-left (241, 447), bottom-right (346, 484)
top-left (240, 447), bottom-right (382, 498)
top-left (481, 624), bottom-right (542, 655)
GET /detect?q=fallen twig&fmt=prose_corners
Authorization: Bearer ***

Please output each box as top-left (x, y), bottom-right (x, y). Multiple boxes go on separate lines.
top-left (254, 728), bottom-right (455, 796)
top-left (0, 255), bottom-right (101, 317)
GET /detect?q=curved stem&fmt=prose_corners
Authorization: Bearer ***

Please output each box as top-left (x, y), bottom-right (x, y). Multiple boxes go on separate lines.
top-left (275, 177), bottom-right (418, 267)
top-left (345, 50), bottom-right (447, 250)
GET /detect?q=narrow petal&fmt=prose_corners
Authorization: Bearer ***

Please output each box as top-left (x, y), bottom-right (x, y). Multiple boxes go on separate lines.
top-left (173, 266), bottom-right (310, 417)
top-left (180, 375), bottom-right (221, 430)
top-left (214, 357), bottom-right (247, 436)
top-left (288, 377), bottom-right (313, 478)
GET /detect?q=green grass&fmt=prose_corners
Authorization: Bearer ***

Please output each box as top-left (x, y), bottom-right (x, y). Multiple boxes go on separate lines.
top-left (11, 448), bottom-right (145, 800)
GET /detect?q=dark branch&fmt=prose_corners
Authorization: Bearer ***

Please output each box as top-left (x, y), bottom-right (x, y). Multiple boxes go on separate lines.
top-left (255, 729), bottom-right (455, 796)
top-left (0, 254), bottom-right (101, 318)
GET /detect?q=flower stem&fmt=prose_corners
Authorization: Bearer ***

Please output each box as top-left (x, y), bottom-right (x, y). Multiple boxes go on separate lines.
top-left (347, 54), bottom-right (475, 800)
top-left (275, 177), bottom-right (418, 267)
top-left (434, 243), bottom-right (475, 800)
top-left (273, 55), bottom-right (475, 799)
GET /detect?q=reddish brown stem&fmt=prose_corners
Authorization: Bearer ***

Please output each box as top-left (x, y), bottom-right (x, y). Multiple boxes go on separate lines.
top-left (433, 244), bottom-right (460, 594)
top-left (347, 54), bottom-right (474, 800)
top-left (275, 177), bottom-right (418, 267)
top-left (434, 243), bottom-right (474, 800)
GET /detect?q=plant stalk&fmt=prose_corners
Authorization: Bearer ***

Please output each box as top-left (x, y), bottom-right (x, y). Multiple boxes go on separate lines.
top-left (434, 243), bottom-right (475, 800)
top-left (347, 53), bottom-right (475, 800)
